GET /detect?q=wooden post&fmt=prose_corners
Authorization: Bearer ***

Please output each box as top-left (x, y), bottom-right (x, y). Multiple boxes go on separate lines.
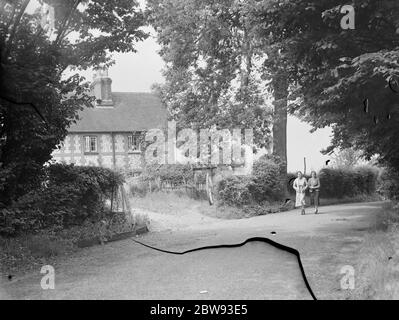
top-left (110, 185), bottom-right (114, 212)
top-left (120, 185), bottom-right (126, 213)
top-left (304, 157), bottom-right (307, 175)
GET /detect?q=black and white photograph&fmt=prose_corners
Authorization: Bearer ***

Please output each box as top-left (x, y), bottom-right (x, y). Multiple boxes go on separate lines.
top-left (1, 0), bottom-right (399, 306)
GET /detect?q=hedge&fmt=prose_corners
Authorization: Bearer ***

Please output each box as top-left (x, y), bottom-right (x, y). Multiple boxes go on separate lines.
top-left (129, 164), bottom-right (207, 195)
top-left (218, 176), bottom-right (254, 206)
top-left (0, 164), bottom-right (124, 236)
top-left (377, 167), bottom-right (399, 200)
top-left (287, 166), bottom-right (379, 199)
top-left (251, 155), bottom-right (285, 202)
top-left (218, 164), bottom-right (380, 207)
top-left (141, 164), bottom-right (195, 185)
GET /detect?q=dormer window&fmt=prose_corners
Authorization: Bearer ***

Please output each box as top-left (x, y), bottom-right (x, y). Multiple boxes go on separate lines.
top-left (127, 133), bottom-right (141, 152)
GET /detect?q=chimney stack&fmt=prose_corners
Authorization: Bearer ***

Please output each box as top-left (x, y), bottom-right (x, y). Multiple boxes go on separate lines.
top-left (91, 67), bottom-right (113, 106)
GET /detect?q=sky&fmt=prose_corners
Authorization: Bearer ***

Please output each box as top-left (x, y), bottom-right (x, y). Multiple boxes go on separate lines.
top-left (27, 0), bottom-right (333, 172)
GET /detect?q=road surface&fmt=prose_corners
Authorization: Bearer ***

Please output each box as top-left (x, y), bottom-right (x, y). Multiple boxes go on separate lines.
top-left (1, 202), bottom-right (383, 300)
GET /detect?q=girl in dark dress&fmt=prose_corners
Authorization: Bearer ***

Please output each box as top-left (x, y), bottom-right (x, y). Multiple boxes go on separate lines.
top-left (308, 171), bottom-right (320, 214)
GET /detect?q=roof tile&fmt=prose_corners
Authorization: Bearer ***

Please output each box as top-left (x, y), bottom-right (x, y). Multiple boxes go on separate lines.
top-left (68, 92), bottom-right (167, 132)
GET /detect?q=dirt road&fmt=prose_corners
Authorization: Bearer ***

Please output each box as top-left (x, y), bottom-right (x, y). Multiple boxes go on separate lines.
top-left (1, 202), bottom-right (383, 300)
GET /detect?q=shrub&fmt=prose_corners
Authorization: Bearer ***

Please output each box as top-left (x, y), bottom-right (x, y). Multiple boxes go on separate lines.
top-left (251, 155), bottom-right (285, 202)
top-left (217, 156), bottom-right (286, 207)
top-left (128, 176), bottom-right (150, 196)
top-left (377, 167), bottom-right (399, 200)
top-left (43, 164), bottom-right (124, 225)
top-left (141, 164), bottom-right (193, 185)
top-left (318, 167), bottom-right (355, 198)
top-left (0, 163), bottom-right (124, 237)
top-left (217, 175), bottom-right (254, 207)
top-left (131, 164), bottom-right (207, 196)
top-left (354, 166), bottom-right (380, 194)
top-left (319, 166), bottom-right (378, 198)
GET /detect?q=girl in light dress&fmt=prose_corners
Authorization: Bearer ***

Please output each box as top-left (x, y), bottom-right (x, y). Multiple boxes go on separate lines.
top-left (293, 171), bottom-right (308, 215)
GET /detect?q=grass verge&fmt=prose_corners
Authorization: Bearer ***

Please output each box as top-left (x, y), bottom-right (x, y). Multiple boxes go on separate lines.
top-left (131, 191), bottom-right (382, 220)
top-left (0, 211), bottom-right (149, 277)
top-left (130, 191), bottom-right (284, 219)
top-left (349, 202), bottom-right (399, 299)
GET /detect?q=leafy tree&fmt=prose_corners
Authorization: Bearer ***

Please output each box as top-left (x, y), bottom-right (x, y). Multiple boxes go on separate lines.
top-left (0, 0), bottom-right (147, 205)
top-left (147, 0), bottom-right (273, 152)
top-left (330, 148), bottom-right (366, 168)
top-left (249, 0), bottom-right (399, 171)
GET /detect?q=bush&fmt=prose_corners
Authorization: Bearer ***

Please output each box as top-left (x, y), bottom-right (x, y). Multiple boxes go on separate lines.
top-left (319, 166), bottom-right (379, 198)
top-left (354, 166), bottom-right (380, 194)
top-left (128, 176), bottom-right (151, 196)
top-left (318, 167), bottom-right (355, 198)
top-left (0, 163), bottom-right (124, 237)
top-left (217, 175), bottom-right (254, 207)
top-left (217, 156), bottom-right (285, 207)
top-left (377, 168), bottom-right (399, 200)
top-left (130, 164), bottom-right (207, 196)
top-left (143, 164), bottom-right (206, 184)
top-left (251, 155), bottom-right (285, 202)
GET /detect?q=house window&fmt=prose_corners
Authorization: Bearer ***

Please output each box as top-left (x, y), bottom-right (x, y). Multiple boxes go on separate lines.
top-left (84, 135), bottom-right (98, 153)
top-left (127, 133), bottom-right (141, 152)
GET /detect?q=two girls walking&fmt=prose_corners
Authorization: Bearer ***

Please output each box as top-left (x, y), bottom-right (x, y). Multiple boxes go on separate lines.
top-left (293, 171), bottom-right (320, 215)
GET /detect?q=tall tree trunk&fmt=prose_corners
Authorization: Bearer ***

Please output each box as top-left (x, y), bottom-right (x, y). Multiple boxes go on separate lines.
top-left (272, 72), bottom-right (288, 195)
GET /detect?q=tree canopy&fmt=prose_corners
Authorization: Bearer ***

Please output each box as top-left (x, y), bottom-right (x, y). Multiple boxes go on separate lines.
top-left (147, 0), bottom-right (273, 150)
top-left (249, 0), bottom-right (399, 169)
top-left (0, 0), bottom-right (147, 204)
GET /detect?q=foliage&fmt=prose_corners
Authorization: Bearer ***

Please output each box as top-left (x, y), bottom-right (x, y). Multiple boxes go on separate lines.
top-left (128, 163), bottom-right (208, 196)
top-left (128, 176), bottom-right (151, 197)
top-left (218, 156), bottom-right (285, 206)
top-left (0, 163), bottom-right (124, 236)
top-left (133, 156), bottom-right (287, 207)
top-left (147, 0), bottom-right (273, 150)
top-left (217, 175), bottom-right (254, 207)
top-left (330, 148), bottom-right (368, 168)
top-left (141, 164), bottom-right (194, 185)
top-left (249, 0), bottom-right (399, 173)
top-left (0, 0), bottom-right (147, 205)
top-left (287, 166), bottom-right (380, 199)
top-left (377, 167), bottom-right (399, 200)
top-left (251, 154), bottom-right (285, 202)
top-left (142, 164), bottom-right (207, 186)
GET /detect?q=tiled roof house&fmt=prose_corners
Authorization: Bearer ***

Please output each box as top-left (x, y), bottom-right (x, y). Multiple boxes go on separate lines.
top-left (52, 68), bottom-right (167, 171)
